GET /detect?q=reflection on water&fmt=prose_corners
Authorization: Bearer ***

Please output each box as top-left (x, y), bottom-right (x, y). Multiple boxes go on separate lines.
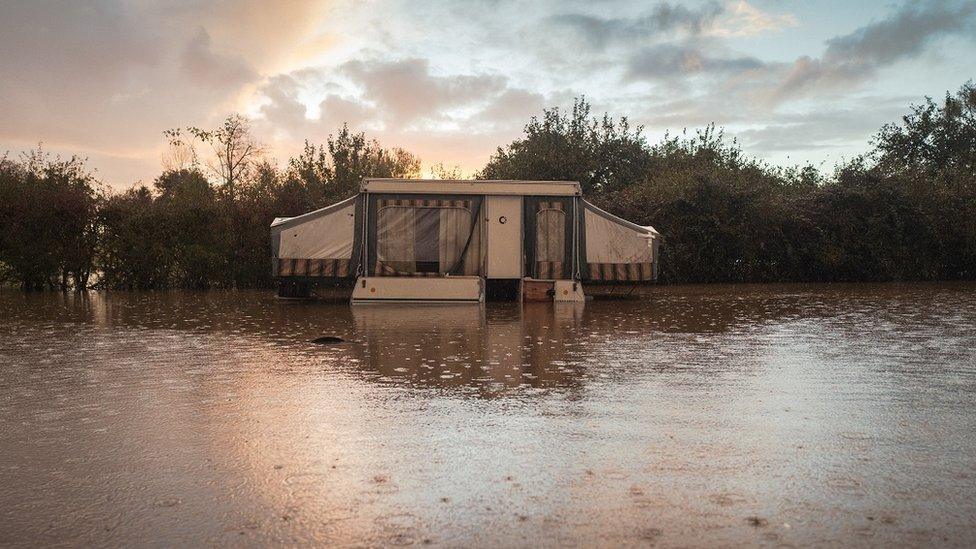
top-left (1, 283), bottom-right (975, 547)
top-left (352, 304), bottom-right (587, 396)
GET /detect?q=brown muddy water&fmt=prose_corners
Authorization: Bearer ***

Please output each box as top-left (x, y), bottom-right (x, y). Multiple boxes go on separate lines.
top-left (1, 283), bottom-right (975, 547)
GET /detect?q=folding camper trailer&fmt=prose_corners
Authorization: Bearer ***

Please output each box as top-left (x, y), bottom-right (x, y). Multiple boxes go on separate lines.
top-left (270, 179), bottom-right (659, 303)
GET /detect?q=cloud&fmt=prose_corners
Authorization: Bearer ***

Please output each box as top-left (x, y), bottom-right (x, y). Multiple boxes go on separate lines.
top-left (540, 1), bottom-right (795, 90)
top-left (257, 74), bottom-right (313, 135)
top-left (252, 55), bottom-right (552, 176)
top-left (163, 0), bottom-right (326, 74)
top-left (626, 43), bottom-right (765, 80)
top-left (710, 1), bottom-right (798, 37)
top-left (1, 0), bottom-right (974, 186)
top-left (735, 108), bottom-right (896, 153)
top-left (340, 58), bottom-right (509, 124)
top-left (778, 1), bottom-right (976, 96)
top-left (0, 1), bottom-right (167, 153)
top-left (546, 2), bottom-right (725, 51)
top-left (318, 95), bottom-right (375, 131)
top-left (0, 1), bottom-right (161, 101)
top-left (546, 1), bottom-right (797, 52)
top-left (625, 1), bottom-right (976, 116)
top-left (479, 89), bottom-right (547, 123)
top-left (0, 0), bottom-right (333, 186)
top-left (728, 96), bottom-right (914, 167)
top-left (181, 28), bottom-right (257, 89)
top-left (258, 55), bottom-right (550, 134)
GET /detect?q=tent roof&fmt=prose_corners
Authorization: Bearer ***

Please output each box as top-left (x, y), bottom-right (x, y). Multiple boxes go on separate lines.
top-left (582, 199), bottom-right (659, 237)
top-left (363, 178), bottom-right (581, 196)
top-left (269, 194), bottom-right (357, 231)
top-left (270, 186), bottom-right (659, 239)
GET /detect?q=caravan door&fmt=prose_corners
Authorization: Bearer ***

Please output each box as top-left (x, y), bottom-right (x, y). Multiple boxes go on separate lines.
top-left (485, 196), bottom-right (522, 278)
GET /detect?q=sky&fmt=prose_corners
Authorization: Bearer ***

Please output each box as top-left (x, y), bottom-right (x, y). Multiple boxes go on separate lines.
top-left (1, 0), bottom-right (974, 189)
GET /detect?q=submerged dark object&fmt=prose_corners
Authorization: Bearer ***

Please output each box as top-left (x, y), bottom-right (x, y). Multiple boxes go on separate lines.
top-left (311, 336), bottom-right (345, 344)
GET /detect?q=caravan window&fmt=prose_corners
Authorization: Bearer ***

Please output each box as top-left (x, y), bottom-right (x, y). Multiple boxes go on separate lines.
top-left (536, 207), bottom-right (566, 262)
top-left (532, 200), bottom-right (568, 279)
top-left (375, 198), bottom-right (480, 276)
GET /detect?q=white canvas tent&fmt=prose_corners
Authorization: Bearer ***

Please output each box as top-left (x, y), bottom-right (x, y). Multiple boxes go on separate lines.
top-left (582, 201), bottom-right (659, 282)
top-left (270, 179), bottom-right (659, 302)
top-left (271, 195), bottom-right (359, 278)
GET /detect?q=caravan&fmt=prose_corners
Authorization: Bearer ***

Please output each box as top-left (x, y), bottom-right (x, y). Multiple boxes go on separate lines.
top-left (270, 179), bottom-right (659, 302)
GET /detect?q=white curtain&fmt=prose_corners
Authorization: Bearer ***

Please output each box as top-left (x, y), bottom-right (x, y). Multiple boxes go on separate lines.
top-left (376, 204), bottom-right (478, 275)
top-left (459, 217), bottom-right (481, 275)
top-left (438, 208), bottom-right (470, 273)
top-left (377, 206), bottom-right (416, 272)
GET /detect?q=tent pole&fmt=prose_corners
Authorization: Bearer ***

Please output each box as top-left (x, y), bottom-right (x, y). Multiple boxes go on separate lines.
top-left (572, 197), bottom-right (580, 281)
top-left (361, 192), bottom-right (369, 277)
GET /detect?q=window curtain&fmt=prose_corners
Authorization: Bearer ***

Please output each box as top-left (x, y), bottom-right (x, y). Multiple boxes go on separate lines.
top-left (456, 216), bottom-right (481, 276)
top-left (535, 201), bottom-right (567, 279)
top-left (373, 197), bottom-right (482, 276)
top-left (439, 208), bottom-right (468, 272)
top-left (376, 206), bottom-right (417, 273)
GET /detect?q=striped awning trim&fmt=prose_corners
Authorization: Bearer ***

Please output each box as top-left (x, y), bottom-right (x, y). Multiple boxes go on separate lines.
top-left (377, 198), bottom-right (471, 209)
top-left (274, 258), bottom-right (351, 278)
top-left (588, 262), bottom-right (654, 281)
top-left (535, 261), bottom-right (564, 280)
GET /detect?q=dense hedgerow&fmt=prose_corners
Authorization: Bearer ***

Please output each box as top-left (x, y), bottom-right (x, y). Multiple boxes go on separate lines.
top-left (2, 84), bottom-right (974, 289)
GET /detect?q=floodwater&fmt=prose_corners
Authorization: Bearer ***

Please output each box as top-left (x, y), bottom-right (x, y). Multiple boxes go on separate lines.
top-left (1, 284), bottom-right (975, 547)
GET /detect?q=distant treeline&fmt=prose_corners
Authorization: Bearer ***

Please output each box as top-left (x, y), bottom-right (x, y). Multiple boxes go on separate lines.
top-left (2, 84), bottom-right (974, 290)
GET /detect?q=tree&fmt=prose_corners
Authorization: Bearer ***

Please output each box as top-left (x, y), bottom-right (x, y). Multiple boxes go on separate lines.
top-left (0, 148), bottom-right (100, 290)
top-left (98, 186), bottom-right (173, 290)
top-left (232, 161), bottom-right (287, 288)
top-left (429, 162), bottom-right (464, 179)
top-left (161, 138), bottom-right (198, 172)
top-left (97, 168), bottom-right (230, 289)
top-left (8, 85), bottom-right (976, 291)
top-left (87, 121), bottom-right (424, 291)
top-left (327, 125), bottom-right (421, 201)
top-left (868, 82), bottom-right (976, 279)
top-left (165, 114), bottom-right (265, 199)
top-left (479, 97), bottom-right (651, 195)
top-left (874, 81), bottom-right (976, 179)
top-left (154, 169), bottom-right (229, 289)
top-left (595, 128), bottom-right (821, 283)
top-left (284, 125), bottom-right (422, 207)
